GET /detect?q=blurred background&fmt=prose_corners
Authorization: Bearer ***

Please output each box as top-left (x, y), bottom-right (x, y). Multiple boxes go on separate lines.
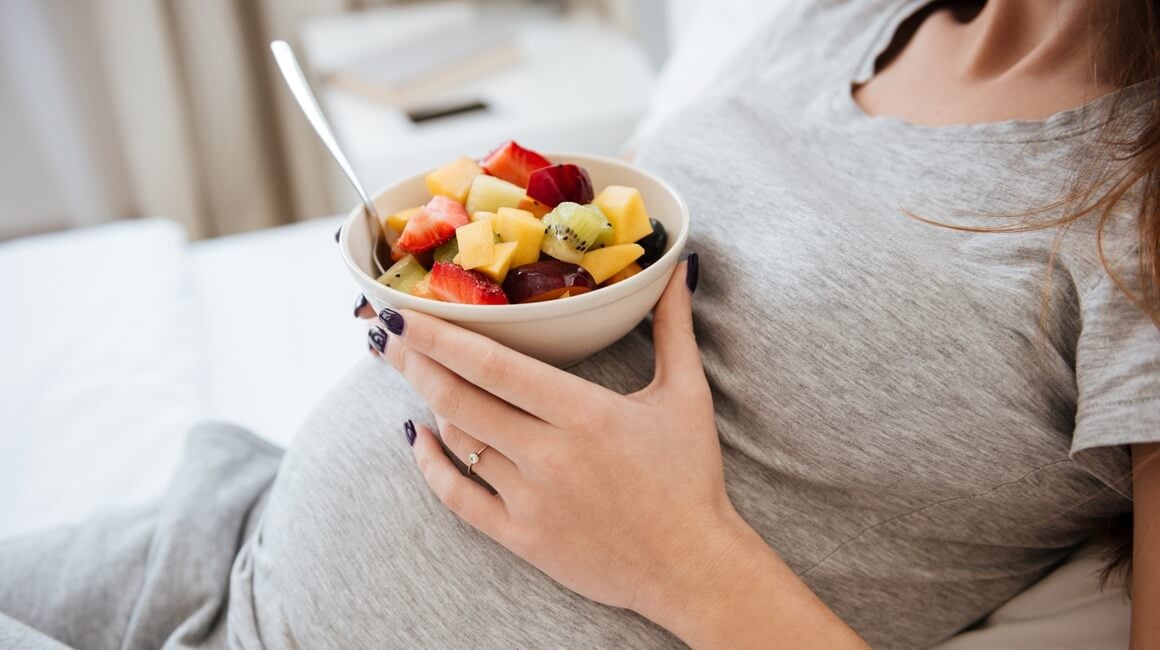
top-left (0, 0), bottom-right (744, 241)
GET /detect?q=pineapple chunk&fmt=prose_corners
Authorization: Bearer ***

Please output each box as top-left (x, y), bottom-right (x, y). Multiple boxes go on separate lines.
top-left (425, 157), bottom-right (482, 203)
top-left (465, 174), bottom-right (525, 215)
top-left (579, 244), bottom-right (644, 284)
top-left (454, 219), bottom-right (495, 270)
top-left (476, 241), bottom-right (519, 284)
top-left (385, 206), bottom-right (422, 234)
top-left (494, 207), bottom-right (545, 269)
top-left (471, 211), bottom-right (497, 222)
top-left (593, 186), bottom-right (653, 245)
top-left (410, 272), bottom-right (436, 299)
top-left (496, 207), bottom-right (535, 220)
top-left (604, 262), bottom-right (643, 286)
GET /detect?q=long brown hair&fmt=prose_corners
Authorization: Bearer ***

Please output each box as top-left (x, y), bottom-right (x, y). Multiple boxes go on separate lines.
top-left (908, 1), bottom-right (1160, 589)
top-left (1084, 1), bottom-right (1159, 589)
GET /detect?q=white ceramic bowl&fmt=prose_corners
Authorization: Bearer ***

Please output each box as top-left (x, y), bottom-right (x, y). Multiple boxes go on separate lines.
top-left (339, 153), bottom-right (690, 367)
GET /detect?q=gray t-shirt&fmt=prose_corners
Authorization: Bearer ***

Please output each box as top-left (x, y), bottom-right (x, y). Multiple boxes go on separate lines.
top-left (226, 3), bottom-right (1159, 649)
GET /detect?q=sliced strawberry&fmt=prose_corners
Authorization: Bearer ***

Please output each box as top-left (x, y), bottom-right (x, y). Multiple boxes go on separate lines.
top-left (429, 262), bottom-right (509, 305)
top-left (480, 140), bottom-right (551, 188)
top-left (389, 239), bottom-right (408, 263)
top-left (397, 196), bottom-right (469, 254)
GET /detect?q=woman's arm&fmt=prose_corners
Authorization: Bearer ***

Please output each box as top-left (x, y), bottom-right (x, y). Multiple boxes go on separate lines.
top-left (633, 506), bottom-right (867, 648)
top-left (1132, 442), bottom-right (1160, 647)
top-left (373, 260), bottom-right (866, 648)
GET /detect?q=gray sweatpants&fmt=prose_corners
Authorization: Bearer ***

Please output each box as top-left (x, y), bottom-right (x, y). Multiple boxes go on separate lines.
top-left (0, 425), bottom-right (282, 649)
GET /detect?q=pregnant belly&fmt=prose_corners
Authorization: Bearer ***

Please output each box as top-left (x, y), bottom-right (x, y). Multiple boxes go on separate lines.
top-left (241, 358), bottom-right (678, 649)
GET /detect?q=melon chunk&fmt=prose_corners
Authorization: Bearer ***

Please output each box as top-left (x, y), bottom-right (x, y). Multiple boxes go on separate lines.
top-left (471, 211), bottom-right (496, 222)
top-left (579, 243), bottom-right (644, 284)
top-left (454, 219), bottom-right (496, 270)
top-left (604, 261), bottom-right (643, 286)
top-left (465, 174), bottom-right (525, 215)
top-left (385, 206), bottom-right (422, 234)
top-left (517, 194), bottom-right (551, 218)
top-left (426, 157), bottom-right (482, 203)
top-left (476, 241), bottom-right (519, 284)
top-left (593, 186), bottom-right (653, 245)
top-left (494, 207), bottom-right (545, 269)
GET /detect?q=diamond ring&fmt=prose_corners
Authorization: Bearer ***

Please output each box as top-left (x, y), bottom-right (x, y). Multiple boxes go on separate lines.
top-left (466, 445), bottom-right (489, 475)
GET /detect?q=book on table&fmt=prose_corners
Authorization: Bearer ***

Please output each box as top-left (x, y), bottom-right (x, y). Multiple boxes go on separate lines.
top-left (323, 24), bottom-right (520, 107)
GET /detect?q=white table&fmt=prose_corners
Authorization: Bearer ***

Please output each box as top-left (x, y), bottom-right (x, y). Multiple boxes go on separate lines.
top-left (299, 4), bottom-right (656, 198)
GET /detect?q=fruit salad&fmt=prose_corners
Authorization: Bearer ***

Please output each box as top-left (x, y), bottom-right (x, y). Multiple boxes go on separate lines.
top-left (376, 140), bottom-right (668, 305)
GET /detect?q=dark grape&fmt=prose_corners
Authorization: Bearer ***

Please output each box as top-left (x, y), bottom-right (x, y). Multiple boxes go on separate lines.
top-left (526, 164), bottom-right (594, 208)
top-left (635, 218), bottom-right (668, 267)
top-left (502, 261), bottom-right (597, 303)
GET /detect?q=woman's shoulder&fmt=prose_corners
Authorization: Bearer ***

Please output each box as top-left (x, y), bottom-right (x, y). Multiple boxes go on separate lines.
top-left (729, 0), bottom-right (922, 86)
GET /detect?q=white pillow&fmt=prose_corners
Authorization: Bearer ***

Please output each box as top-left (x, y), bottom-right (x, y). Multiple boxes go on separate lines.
top-left (188, 217), bottom-right (367, 447)
top-left (0, 218), bottom-right (202, 539)
top-left (933, 544), bottom-right (1129, 649)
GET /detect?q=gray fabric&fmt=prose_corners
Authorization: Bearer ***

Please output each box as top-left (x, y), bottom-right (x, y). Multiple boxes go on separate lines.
top-left (0, 424), bottom-right (281, 650)
top-left (4, 1), bottom-right (1159, 648)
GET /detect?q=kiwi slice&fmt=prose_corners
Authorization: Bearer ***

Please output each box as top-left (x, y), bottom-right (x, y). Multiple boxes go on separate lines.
top-left (378, 254), bottom-right (427, 293)
top-left (540, 202), bottom-right (608, 264)
top-left (433, 238), bottom-right (459, 264)
top-left (588, 204), bottom-right (614, 249)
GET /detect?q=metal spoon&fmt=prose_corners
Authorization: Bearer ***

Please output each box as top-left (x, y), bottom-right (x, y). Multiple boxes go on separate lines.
top-left (270, 40), bottom-right (388, 274)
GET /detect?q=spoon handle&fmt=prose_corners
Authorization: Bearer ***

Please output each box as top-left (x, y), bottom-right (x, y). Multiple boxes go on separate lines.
top-left (270, 40), bottom-right (379, 222)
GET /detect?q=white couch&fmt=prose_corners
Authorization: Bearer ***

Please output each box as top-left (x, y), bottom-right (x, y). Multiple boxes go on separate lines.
top-left (0, 217), bottom-right (362, 537)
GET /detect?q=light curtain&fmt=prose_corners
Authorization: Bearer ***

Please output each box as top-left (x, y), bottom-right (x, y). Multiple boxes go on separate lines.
top-left (97, 0), bottom-right (385, 238)
top-left (0, 0), bottom-right (392, 239)
top-left (0, 0), bottom-right (646, 239)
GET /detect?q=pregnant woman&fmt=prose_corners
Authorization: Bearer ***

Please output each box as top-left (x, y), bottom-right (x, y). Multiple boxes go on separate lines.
top-left (3, 1), bottom-right (1158, 648)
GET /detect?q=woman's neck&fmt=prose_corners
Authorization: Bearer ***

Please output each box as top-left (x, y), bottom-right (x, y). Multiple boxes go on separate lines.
top-left (853, 0), bottom-right (1115, 125)
top-left (954, 0), bottom-right (1098, 82)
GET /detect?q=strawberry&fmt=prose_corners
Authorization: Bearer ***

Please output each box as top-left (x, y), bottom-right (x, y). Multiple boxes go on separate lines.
top-left (397, 196), bottom-right (469, 254)
top-left (389, 238), bottom-right (408, 263)
top-left (429, 262), bottom-right (509, 305)
top-left (480, 140), bottom-right (551, 188)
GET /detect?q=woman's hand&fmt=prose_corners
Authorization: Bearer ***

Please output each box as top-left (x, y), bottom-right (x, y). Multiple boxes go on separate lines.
top-left (365, 258), bottom-right (865, 648)
top-left (372, 259), bottom-right (744, 611)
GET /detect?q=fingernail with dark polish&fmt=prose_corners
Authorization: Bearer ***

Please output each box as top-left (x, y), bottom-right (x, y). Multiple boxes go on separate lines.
top-left (686, 252), bottom-right (699, 293)
top-left (404, 420), bottom-right (417, 446)
top-left (334, 226), bottom-right (341, 243)
top-left (353, 293), bottom-right (368, 317)
top-left (368, 326), bottom-right (388, 354)
top-left (379, 308), bottom-right (405, 336)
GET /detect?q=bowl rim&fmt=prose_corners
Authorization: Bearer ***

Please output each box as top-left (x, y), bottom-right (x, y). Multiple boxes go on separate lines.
top-left (339, 152), bottom-right (691, 322)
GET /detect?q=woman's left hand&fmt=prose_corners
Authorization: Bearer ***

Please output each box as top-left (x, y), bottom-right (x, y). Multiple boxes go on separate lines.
top-left (372, 258), bottom-right (744, 617)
